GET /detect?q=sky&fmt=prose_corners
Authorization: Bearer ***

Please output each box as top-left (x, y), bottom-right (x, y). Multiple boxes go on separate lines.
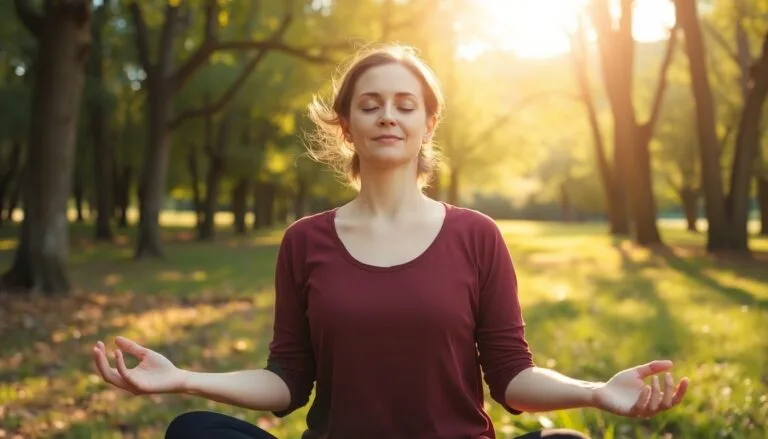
top-left (457, 0), bottom-right (678, 59)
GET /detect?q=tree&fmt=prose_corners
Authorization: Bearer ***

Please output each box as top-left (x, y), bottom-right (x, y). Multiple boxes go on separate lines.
top-left (569, 14), bottom-right (624, 234)
top-left (87, 0), bottom-right (114, 240)
top-left (127, 0), bottom-right (339, 258)
top-left (0, 0), bottom-right (92, 294)
top-left (586, 0), bottom-right (679, 246)
top-left (676, 0), bottom-right (768, 252)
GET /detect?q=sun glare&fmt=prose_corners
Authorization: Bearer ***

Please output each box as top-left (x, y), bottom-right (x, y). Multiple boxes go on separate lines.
top-left (458, 0), bottom-right (677, 59)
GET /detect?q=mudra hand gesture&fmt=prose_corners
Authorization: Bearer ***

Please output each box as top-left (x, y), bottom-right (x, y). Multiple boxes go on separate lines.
top-left (593, 360), bottom-right (688, 418)
top-left (92, 336), bottom-right (185, 395)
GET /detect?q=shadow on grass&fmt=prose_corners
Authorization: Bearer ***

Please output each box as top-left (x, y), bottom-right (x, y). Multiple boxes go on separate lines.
top-left (657, 247), bottom-right (768, 310)
top-left (2, 289), bottom-right (282, 438)
top-left (609, 238), bottom-right (768, 310)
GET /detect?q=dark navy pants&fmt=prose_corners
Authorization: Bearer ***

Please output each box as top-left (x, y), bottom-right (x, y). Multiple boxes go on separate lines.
top-left (166, 411), bottom-right (590, 439)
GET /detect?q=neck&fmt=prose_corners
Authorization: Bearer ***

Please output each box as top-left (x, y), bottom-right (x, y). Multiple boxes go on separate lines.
top-left (353, 162), bottom-right (428, 219)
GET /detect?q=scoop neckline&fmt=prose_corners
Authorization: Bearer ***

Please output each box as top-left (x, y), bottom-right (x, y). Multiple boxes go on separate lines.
top-left (328, 201), bottom-right (452, 272)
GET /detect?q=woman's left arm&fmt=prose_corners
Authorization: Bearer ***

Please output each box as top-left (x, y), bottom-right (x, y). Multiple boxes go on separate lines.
top-left (505, 360), bottom-right (688, 417)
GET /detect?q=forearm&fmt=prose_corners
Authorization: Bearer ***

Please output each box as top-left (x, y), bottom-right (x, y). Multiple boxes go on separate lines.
top-left (505, 367), bottom-right (601, 413)
top-left (181, 368), bottom-right (290, 412)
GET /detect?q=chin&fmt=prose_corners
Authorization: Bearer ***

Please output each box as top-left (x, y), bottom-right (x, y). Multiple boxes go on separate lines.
top-left (366, 157), bottom-right (419, 173)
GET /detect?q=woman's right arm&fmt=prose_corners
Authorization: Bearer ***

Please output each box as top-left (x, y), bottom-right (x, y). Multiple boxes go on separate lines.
top-left (181, 368), bottom-right (290, 412)
top-left (92, 337), bottom-right (291, 412)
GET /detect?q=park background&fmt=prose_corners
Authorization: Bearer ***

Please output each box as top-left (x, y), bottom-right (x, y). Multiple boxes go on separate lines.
top-left (0, 0), bottom-right (767, 437)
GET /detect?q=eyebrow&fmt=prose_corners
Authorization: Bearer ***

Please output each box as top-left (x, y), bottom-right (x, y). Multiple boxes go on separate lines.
top-left (358, 92), bottom-right (418, 99)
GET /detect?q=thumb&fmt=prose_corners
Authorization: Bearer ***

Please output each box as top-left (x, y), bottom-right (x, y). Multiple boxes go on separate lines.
top-left (115, 336), bottom-right (149, 357)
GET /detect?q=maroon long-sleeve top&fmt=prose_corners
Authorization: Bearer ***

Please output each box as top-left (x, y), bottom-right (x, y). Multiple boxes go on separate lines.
top-left (265, 204), bottom-right (535, 438)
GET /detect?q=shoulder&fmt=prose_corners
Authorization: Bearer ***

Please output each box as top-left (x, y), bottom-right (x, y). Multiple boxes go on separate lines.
top-left (444, 203), bottom-right (502, 237)
top-left (282, 209), bottom-right (334, 239)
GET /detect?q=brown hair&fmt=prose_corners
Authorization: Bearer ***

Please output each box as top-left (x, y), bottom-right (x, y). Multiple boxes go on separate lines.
top-left (306, 44), bottom-right (444, 189)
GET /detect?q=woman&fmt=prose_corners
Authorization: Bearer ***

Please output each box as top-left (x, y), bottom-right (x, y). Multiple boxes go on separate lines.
top-left (92, 45), bottom-right (688, 439)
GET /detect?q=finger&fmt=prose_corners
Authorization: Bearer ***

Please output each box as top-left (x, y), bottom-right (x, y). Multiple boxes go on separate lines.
top-left (114, 349), bottom-right (139, 389)
top-left (115, 336), bottom-right (149, 358)
top-left (634, 360), bottom-right (673, 379)
top-left (662, 372), bottom-right (675, 408)
top-left (92, 346), bottom-right (127, 388)
top-left (629, 384), bottom-right (651, 417)
top-left (648, 375), bottom-right (662, 412)
top-left (670, 377), bottom-right (689, 406)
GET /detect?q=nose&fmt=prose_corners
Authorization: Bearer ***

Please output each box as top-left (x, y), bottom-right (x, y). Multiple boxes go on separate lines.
top-left (377, 105), bottom-right (397, 127)
top-left (377, 117), bottom-right (396, 127)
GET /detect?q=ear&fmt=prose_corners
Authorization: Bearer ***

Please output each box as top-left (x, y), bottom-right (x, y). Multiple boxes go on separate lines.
top-left (340, 118), bottom-right (352, 143)
top-left (423, 115), bottom-right (437, 144)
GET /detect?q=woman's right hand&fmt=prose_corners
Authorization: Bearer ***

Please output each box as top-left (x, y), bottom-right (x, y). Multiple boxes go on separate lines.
top-left (92, 336), bottom-right (186, 395)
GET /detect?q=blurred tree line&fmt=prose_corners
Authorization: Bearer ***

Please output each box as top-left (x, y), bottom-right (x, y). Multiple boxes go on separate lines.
top-left (0, 0), bottom-right (766, 294)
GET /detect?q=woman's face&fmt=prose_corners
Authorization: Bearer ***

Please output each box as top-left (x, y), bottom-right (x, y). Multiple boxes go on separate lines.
top-left (344, 63), bottom-right (435, 173)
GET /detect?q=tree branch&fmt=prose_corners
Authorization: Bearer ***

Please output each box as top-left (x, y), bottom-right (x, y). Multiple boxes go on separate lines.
top-left (213, 39), bottom-right (344, 63)
top-left (170, 3), bottom-right (310, 96)
top-left (642, 24), bottom-right (679, 135)
top-left (702, 21), bottom-right (740, 67)
top-left (14, 0), bottom-right (43, 40)
top-left (168, 49), bottom-right (270, 130)
top-left (569, 14), bottom-right (613, 188)
top-left (128, 2), bottom-right (152, 73)
top-left (169, 0), bottom-right (219, 95)
top-left (461, 90), bottom-right (578, 163)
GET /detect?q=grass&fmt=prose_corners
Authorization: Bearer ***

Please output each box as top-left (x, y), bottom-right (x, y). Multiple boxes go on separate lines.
top-left (0, 214), bottom-right (767, 438)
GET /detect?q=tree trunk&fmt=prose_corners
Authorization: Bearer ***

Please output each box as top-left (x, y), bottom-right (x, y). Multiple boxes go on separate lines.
top-left (89, 2), bottom-right (113, 241)
top-left (448, 167), bottom-right (460, 205)
top-left (294, 178), bottom-right (308, 220)
top-left (277, 194), bottom-right (289, 225)
top-left (0, 140), bottom-right (23, 227)
top-left (199, 109), bottom-right (232, 240)
top-left (1, 1), bottom-right (91, 294)
top-left (725, 30), bottom-right (768, 251)
top-left (187, 145), bottom-right (203, 231)
top-left (632, 131), bottom-right (662, 245)
top-left (199, 154), bottom-right (224, 240)
top-left (758, 176), bottom-right (768, 236)
top-left (231, 178), bottom-right (249, 235)
top-left (570, 15), bottom-right (628, 235)
top-left (114, 164), bottom-right (131, 228)
top-left (5, 166), bottom-right (25, 222)
top-left (680, 186), bottom-right (699, 232)
top-left (676, 0), bottom-right (732, 251)
top-left (135, 82), bottom-right (172, 258)
top-left (253, 182), bottom-right (276, 230)
top-left (73, 178), bottom-right (85, 222)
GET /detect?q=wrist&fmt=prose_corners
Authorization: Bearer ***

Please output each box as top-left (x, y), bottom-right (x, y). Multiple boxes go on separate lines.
top-left (585, 381), bottom-right (604, 408)
top-left (178, 369), bottom-right (194, 394)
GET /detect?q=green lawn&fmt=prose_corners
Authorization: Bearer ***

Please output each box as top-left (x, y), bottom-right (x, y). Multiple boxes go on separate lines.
top-left (1, 217), bottom-right (766, 438)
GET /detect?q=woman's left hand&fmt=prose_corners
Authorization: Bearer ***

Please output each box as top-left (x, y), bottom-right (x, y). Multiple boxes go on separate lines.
top-left (592, 360), bottom-right (688, 418)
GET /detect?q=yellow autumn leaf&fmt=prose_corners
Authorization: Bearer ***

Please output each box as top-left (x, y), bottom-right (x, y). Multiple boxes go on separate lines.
top-left (169, 0), bottom-right (182, 7)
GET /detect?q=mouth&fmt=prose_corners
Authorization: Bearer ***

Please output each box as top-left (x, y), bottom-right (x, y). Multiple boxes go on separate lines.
top-left (373, 135), bottom-right (404, 141)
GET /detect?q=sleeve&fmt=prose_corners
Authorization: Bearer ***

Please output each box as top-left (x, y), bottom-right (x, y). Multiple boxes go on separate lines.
top-left (474, 218), bottom-right (535, 414)
top-left (264, 228), bottom-right (316, 417)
